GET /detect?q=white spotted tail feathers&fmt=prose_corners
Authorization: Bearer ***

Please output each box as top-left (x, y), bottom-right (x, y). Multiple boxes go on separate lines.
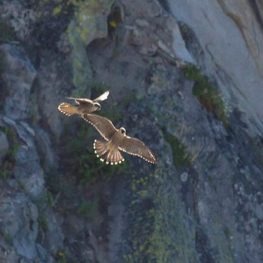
top-left (57, 103), bottom-right (78, 116)
top-left (93, 139), bottom-right (125, 165)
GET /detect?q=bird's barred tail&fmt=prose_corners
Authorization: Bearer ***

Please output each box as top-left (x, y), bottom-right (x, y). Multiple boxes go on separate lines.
top-left (93, 139), bottom-right (125, 165)
top-left (57, 103), bottom-right (78, 116)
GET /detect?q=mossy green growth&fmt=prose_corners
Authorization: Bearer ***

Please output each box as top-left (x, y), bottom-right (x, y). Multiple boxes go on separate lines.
top-left (90, 80), bottom-right (110, 95)
top-left (60, 120), bottom-right (127, 183)
top-left (0, 52), bottom-right (4, 73)
top-left (183, 65), bottom-right (228, 126)
top-left (55, 250), bottom-right (68, 263)
top-left (66, 0), bottom-right (115, 98)
top-left (67, 21), bottom-right (93, 97)
top-left (0, 19), bottom-right (16, 42)
top-left (125, 164), bottom-right (197, 262)
top-left (70, 80), bottom-right (107, 100)
top-left (3, 232), bottom-right (12, 245)
top-left (147, 186), bottom-right (197, 263)
top-left (52, 5), bottom-right (63, 16)
top-left (90, 80), bottom-right (124, 122)
top-left (163, 130), bottom-right (190, 167)
top-left (38, 190), bottom-right (57, 208)
top-left (101, 104), bottom-right (122, 123)
top-left (78, 199), bottom-right (98, 218)
top-left (107, 5), bottom-right (122, 34)
top-left (0, 127), bottom-right (19, 179)
top-left (38, 214), bottom-right (48, 232)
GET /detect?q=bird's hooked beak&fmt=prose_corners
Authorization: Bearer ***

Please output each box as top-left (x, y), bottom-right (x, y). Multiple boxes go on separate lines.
top-left (94, 102), bottom-right (101, 111)
top-left (120, 127), bottom-right (126, 135)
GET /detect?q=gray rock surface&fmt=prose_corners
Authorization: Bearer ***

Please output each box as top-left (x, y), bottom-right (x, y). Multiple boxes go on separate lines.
top-left (0, 44), bottom-right (36, 120)
top-left (0, 189), bottom-right (38, 260)
top-left (167, 0), bottom-right (263, 135)
top-left (0, 130), bottom-right (9, 162)
top-left (14, 143), bottom-right (45, 200)
top-left (0, 0), bottom-right (262, 262)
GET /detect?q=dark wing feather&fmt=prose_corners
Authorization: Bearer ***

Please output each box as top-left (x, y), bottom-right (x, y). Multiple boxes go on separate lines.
top-left (119, 136), bottom-right (156, 164)
top-left (82, 114), bottom-right (117, 141)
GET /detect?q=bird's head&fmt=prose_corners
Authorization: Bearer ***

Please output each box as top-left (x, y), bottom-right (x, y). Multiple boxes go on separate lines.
top-left (119, 127), bottom-right (126, 135)
top-left (94, 102), bottom-right (101, 111)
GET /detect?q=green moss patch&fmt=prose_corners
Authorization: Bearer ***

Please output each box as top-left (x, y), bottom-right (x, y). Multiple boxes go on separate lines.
top-left (77, 199), bottom-right (99, 221)
top-left (124, 164), bottom-right (197, 262)
top-left (59, 120), bottom-right (127, 183)
top-left (163, 130), bottom-right (190, 167)
top-left (0, 19), bottom-right (16, 42)
top-left (183, 65), bottom-right (228, 126)
top-left (0, 127), bottom-right (19, 179)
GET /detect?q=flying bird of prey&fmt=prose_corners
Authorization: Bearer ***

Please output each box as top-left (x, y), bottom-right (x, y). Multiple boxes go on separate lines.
top-left (82, 113), bottom-right (156, 165)
top-left (58, 90), bottom-right (109, 117)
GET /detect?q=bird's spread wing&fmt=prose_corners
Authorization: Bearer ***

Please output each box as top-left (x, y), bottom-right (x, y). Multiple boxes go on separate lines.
top-left (119, 136), bottom-right (156, 164)
top-left (82, 113), bottom-right (117, 141)
top-left (94, 90), bottom-right (109, 102)
top-left (58, 103), bottom-right (78, 116)
top-left (67, 97), bottom-right (93, 106)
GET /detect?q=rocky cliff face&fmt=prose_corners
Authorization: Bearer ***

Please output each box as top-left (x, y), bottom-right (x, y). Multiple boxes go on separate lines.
top-left (0, 0), bottom-right (262, 262)
top-left (167, 0), bottom-right (263, 135)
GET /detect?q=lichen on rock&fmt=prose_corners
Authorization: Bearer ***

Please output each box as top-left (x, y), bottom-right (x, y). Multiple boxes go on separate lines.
top-left (67, 0), bottom-right (114, 96)
top-left (0, 0), bottom-right (262, 262)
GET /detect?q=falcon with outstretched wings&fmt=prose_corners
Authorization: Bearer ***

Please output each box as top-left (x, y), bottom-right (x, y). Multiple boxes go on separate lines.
top-left (82, 113), bottom-right (156, 165)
